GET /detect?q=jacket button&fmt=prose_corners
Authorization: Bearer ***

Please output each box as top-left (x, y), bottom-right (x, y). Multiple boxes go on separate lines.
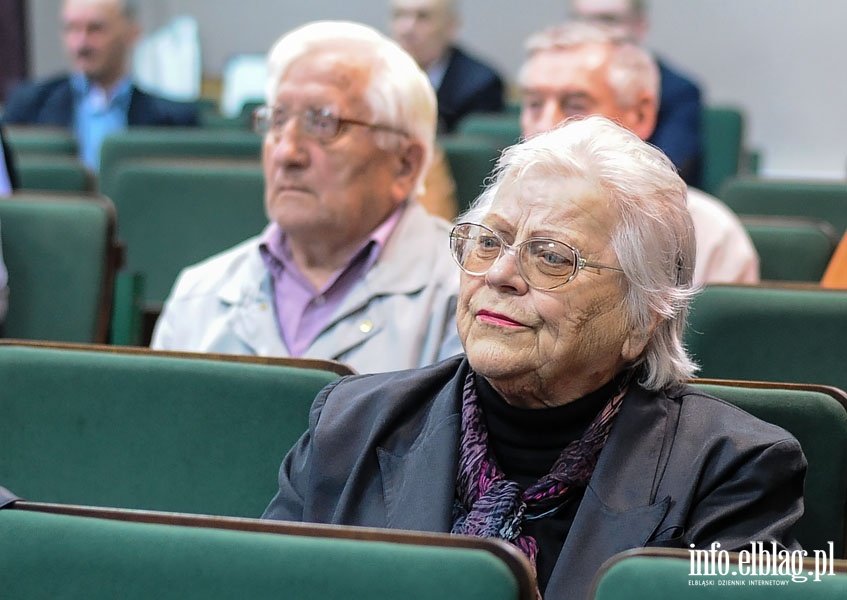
top-left (359, 319), bottom-right (373, 333)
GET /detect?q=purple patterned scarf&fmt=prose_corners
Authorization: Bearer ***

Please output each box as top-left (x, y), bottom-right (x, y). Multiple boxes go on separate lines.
top-left (451, 369), bottom-right (628, 573)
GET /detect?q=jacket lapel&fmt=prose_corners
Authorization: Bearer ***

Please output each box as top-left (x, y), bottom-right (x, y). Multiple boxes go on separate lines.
top-left (545, 386), bottom-right (678, 599)
top-left (377, 360), bottom-right (468, 532)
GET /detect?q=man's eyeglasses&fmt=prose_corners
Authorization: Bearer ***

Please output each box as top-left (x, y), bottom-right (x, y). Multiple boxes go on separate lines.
top-left (449, 222), bottom-right (623, 290)
top-left (253, 105), bottom-right (407, 143)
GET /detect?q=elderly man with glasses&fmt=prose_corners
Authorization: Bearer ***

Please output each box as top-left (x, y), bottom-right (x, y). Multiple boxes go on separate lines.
top-left (151, 21), bottom-right (462, 374)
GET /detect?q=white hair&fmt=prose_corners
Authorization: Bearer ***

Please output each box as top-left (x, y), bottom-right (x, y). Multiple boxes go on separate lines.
top-left (264, 20), bottom-right (437, 197)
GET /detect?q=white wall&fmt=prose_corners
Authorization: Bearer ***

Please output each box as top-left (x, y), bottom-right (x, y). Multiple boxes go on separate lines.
top-left (28, 0), bottom-right (847, 179)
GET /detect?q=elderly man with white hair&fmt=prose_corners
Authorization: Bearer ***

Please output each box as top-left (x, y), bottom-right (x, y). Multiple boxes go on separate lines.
top-left (152, 21), bottom-right (462, 374)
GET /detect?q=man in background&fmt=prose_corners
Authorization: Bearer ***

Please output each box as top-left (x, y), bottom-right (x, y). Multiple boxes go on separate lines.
top-left (390, 0), bottom-right (505, 132)
top-left (519, 21), bottom-right (758, 285)
top-left (2, 0), bottom-right (198, 172)
top-left (571, 0), bottom-right (703, 186)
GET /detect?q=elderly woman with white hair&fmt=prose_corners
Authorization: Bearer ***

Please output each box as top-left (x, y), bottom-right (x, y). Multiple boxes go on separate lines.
top-left (263, 116), bottom-right (805, 599)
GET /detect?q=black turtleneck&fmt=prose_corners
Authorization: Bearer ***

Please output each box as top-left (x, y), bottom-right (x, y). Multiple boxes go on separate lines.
top-left (474, 373), bottom-right (628, 594)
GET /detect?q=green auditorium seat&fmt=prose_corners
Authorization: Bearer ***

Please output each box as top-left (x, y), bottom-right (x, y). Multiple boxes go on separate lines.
top-left (719, 177), bottom-right (847, 236)
top-left (0, 192), bottom-right (120, 342)
top-left (701, 105), bottom-right (745, 196)
top-left (456, 113), bottom-right (522, 151)
top-left (106, 157), bottom-right (267, 320)
top-left (16, 154), bottom-right (93, 192)
top-left (439, 135), bottom-right (501, 214)
top-left (692, 379), bottom-right (847, 557)
top-left (0, 503), bottom-right (535, 600)
top-left (741, 215), bottom-right (839, 282)
top-left (591, 547), bottom-right (847, 599)
top-left (4, 125), bottom-right (77, 156)
top-left (98, 127), bottom-right (262, 198)
top-left (686, 284), bottom-right (847, 392)
top-left (0, 341), bottom-right (351, 517)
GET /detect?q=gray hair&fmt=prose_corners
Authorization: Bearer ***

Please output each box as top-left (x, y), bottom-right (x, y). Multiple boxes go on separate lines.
top-left (264, 20), bottom-right (437, 197)
top-left (521, 20), bottom-right (660, 107)
top-left (462, 115), bottom-right (698, 389)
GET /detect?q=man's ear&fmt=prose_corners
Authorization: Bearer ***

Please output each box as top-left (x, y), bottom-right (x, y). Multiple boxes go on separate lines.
top-left (624, 91), bottom-right (658, 140)
top-left (390, 140), bottom-right (425, 202)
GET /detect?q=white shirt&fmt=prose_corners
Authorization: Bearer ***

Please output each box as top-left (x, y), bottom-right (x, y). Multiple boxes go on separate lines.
top-left (687, 186), bottom-right (760, 286)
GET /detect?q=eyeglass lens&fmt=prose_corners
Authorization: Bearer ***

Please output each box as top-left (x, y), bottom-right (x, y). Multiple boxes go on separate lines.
top-left (450, 223), bottom-right (579, 289)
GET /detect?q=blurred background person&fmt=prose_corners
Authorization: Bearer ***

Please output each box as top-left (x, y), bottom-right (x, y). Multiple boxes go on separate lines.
top-left (0, 124), bottom-right (16, 324)
top-left (570, 0), bottom-right (703, 186)
top-left (151, 21), bottom-right (462, 374)
top-left (390, 0), bottom-right (505, 132)
top-left (519, 21), bottom-right (758, 285)
top-left (2, 0), bottom-right (198, 172)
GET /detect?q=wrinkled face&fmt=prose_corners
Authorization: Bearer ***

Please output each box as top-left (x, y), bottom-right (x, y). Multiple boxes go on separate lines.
top-left (457, 172), bottom-right (643, 408)
top-left (572, 0), bottom-right (642, 40)
top-left (62, 0), bottom-right (138, 86)
top-left (520, 44), bottom-right (641, 139)
top-left (390, 0), bottom-right (456, 70)
top-left (262, 48), bottom-right (418, 247)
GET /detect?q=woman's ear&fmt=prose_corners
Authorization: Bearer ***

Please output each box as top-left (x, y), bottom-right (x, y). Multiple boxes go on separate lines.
top-left (621, 313), bottom-right (661, 362)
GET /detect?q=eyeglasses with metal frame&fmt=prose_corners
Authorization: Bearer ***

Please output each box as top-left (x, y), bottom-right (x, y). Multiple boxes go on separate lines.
top-left (253, 105), bottom-right (407, 143)
top-left (449, 222), bottom-right (624, 290)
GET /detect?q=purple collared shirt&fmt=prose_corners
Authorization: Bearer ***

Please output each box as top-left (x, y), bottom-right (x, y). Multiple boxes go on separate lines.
top-left (259, 204), bottom-right (405, 357)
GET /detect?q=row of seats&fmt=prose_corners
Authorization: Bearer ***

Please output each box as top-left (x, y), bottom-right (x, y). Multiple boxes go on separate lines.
top-left (0, 339), bottom-right (844, 557)
top-left (4, 501), bottom-right (846, 599)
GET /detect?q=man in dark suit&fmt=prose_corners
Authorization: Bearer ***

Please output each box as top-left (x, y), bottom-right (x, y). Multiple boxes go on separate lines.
top-left (570, 0), bottom-right (703, 186)
top-left (2, 0), bottom-right (198, 172)
top-left (390, 0), bottom-right (505, 132)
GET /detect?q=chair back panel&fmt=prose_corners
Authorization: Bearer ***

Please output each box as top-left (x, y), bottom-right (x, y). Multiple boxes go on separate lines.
top-left (686, 285), bottom-right (847, 392)
top-left (0, 507), bottom-right (527, 600)
top-left (741, 215), bottom-right (838, 281)
top-left (591, 548), bottom-right (847, 599)
top-left (720, 177), bottom-right (847, 236)
top-left (107, 158), bottom-right (266, 307)
top-left (0, 344), bottom-right (341, 517)
top-left (0, 193), bottom-right (117, 342)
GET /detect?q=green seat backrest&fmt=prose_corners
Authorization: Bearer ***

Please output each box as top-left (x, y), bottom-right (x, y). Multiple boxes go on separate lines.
top-left (719, 177), bottom-right (847, 236)
top-left (701, 106), bottom-right (744, 196)
top-left (456, 113), bottom-right (522, 150)
top-left (16, 154), bottom-right (92, 192)
top-left (686, 285), bottom-right (847, 391)
top-left (741, 216), bottom-right (838, 282)
top-left (0, 509), bottom-right (523, 600)
top-left (439, 135), bottom-right (500, 214)
top-left (692, 381), bottom-right (847, 556)
top-left (0, 345), bottom-right (340, 517)
top-left (0, 193), bottom-right (116, 342)
top-left (98, 127), bottom-right (262, 198)
top-left (4, 125), bottom-right (78, 156)
top-left (591, 549), bottom-right (847, 599)
top-left (108, 158), bottom-right (267, 308)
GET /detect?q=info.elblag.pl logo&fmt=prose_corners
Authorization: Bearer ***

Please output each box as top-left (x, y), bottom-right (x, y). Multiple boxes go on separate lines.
top-left (688, 542), bottom-right (837, 586)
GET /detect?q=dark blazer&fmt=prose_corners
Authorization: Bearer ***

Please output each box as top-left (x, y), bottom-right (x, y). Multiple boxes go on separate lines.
top-left (648, 58), bottom-right (703, 187)
top-left (436, 45), bottom-right (505, 133)
top-left (263, 356), bottom-right (805, 600)
top-left (2, 74), bottom-right (199, 128)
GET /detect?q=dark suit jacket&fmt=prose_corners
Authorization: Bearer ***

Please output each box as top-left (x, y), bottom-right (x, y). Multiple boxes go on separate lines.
top-left (263, 356), bottom-right (805, 600)
top-left (2, 74), bottom-right (199, 128)
top-left (648, 59), bottom-right (703, 187)
top-left (436, 45), bottom-right (505, 133)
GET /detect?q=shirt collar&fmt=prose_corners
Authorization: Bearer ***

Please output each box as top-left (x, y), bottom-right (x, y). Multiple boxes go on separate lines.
top-left (259, 202), bottom-right (408, 290)
top-left (71, 73), bottom-right (133, 108)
